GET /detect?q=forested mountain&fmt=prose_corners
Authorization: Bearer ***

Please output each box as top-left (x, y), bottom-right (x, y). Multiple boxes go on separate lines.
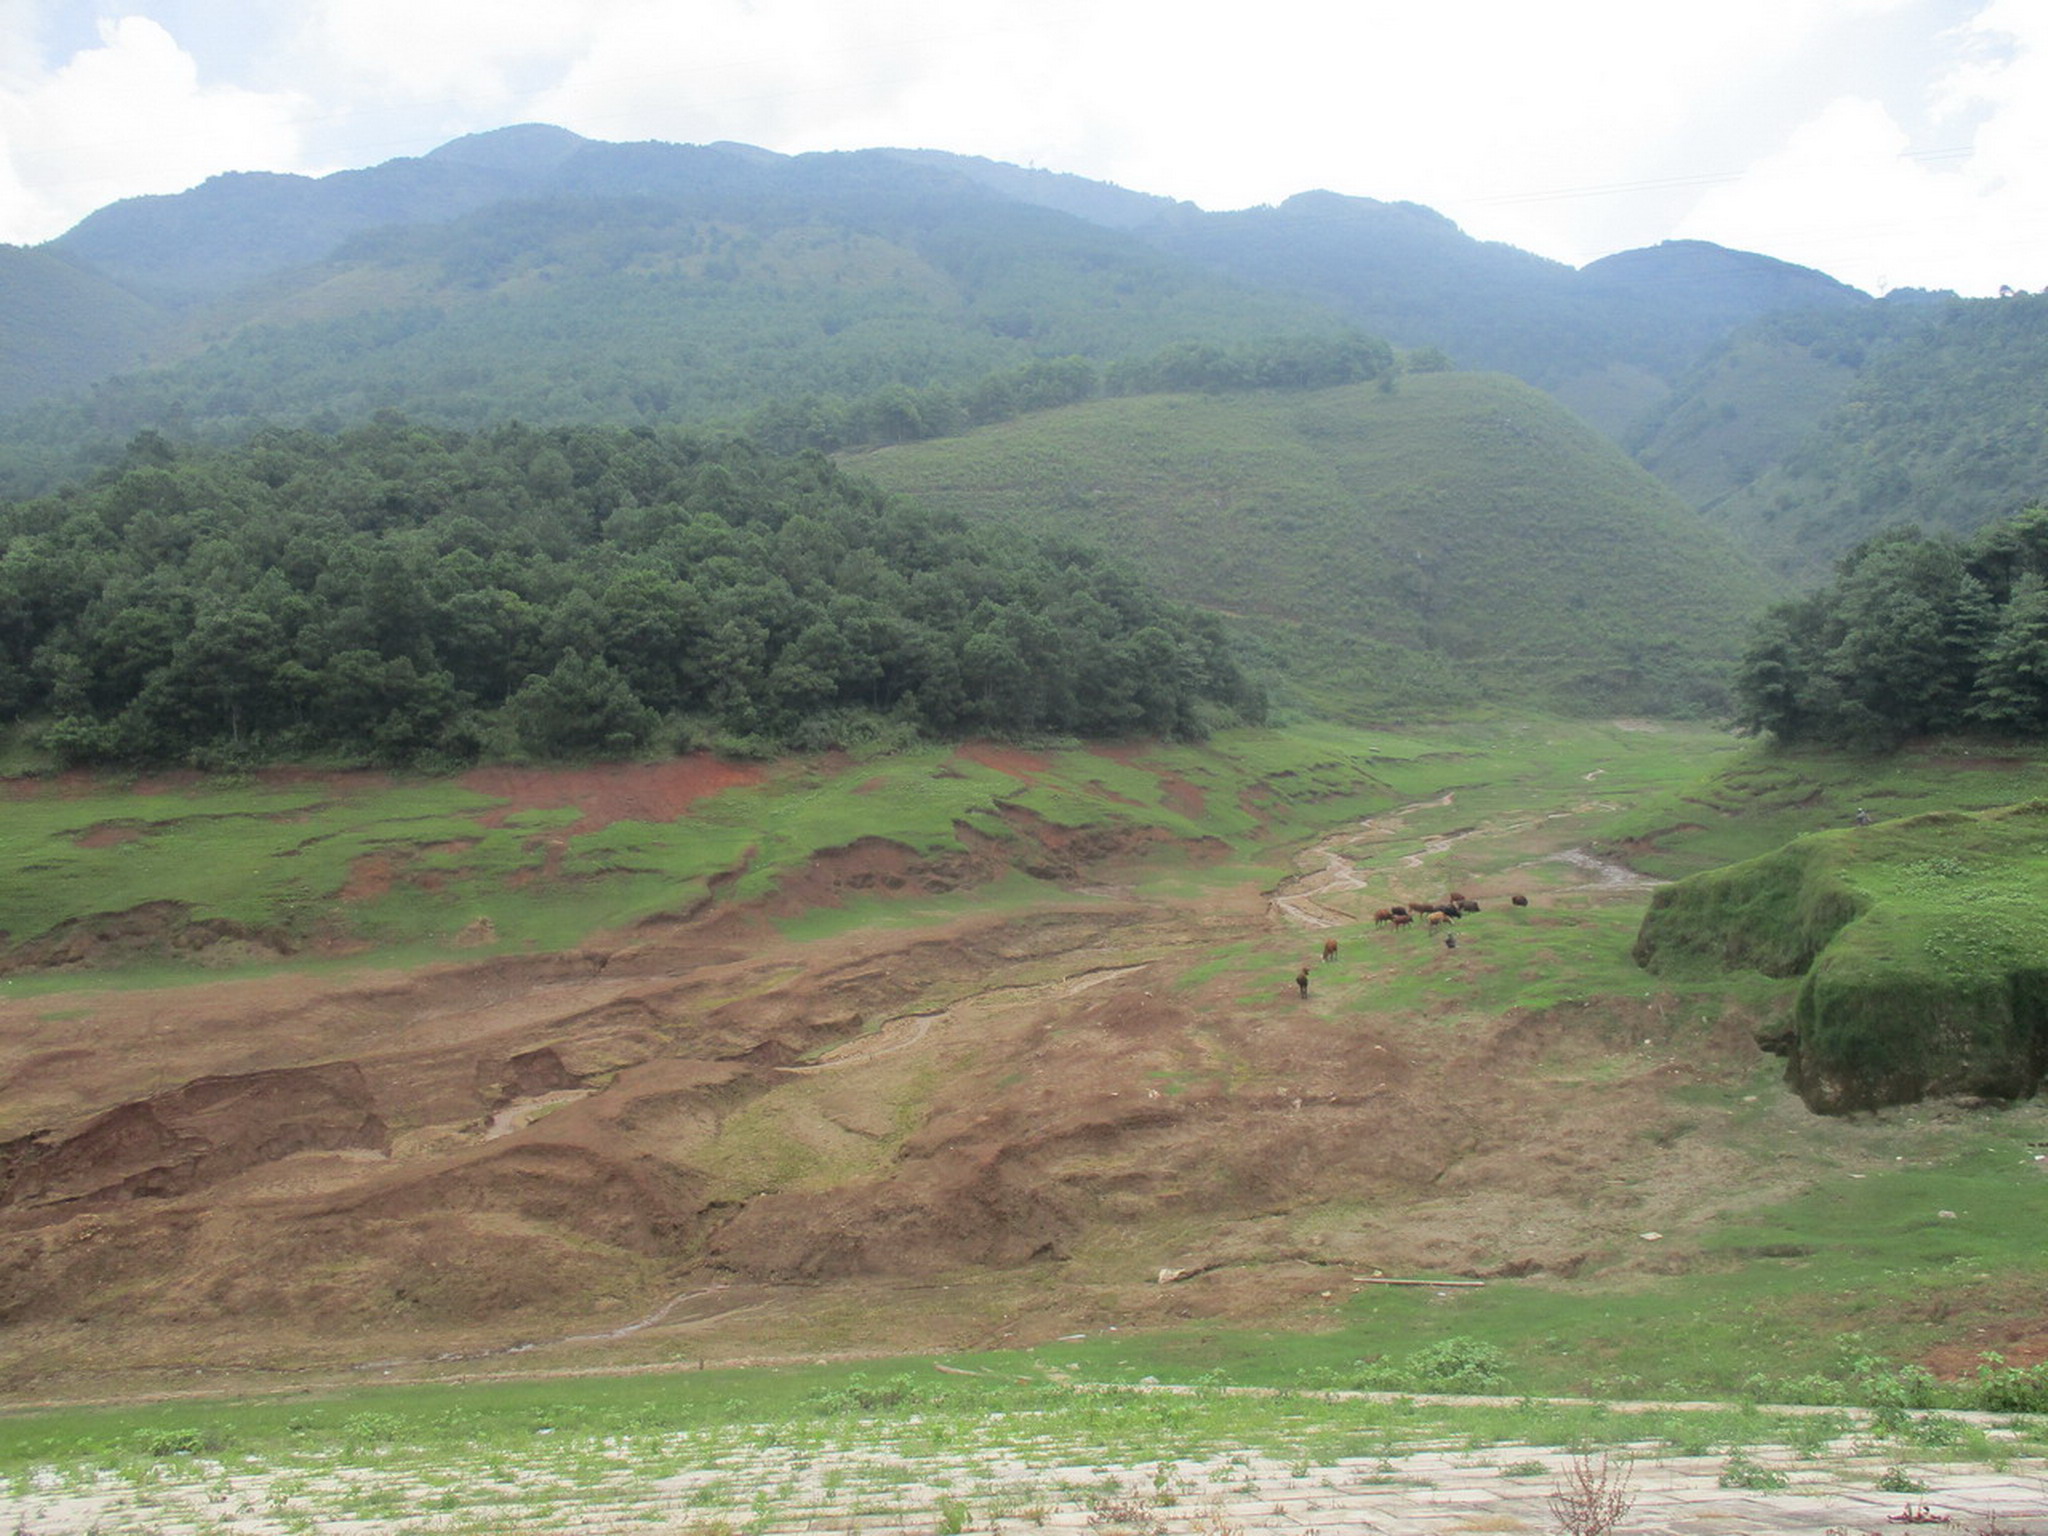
top-left (854, 372), bottom-right (1778, 718)
top-left (0, 131), bottom-right (1369, 498)
top-left (1136, 201), bottom-right (1864, 424)
top-left (1641, 293), bottom-right (2048, 577)
top-left (0, 129), bottom-right (1875, 486)
top-left (0, 421), bottom-right (1257, 767)
top-left (50, 123), bottom-right (596, 302)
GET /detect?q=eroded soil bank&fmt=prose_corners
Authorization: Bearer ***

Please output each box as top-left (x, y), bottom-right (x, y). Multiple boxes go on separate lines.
top-left (0, 748), bottom-right (1817, 1405)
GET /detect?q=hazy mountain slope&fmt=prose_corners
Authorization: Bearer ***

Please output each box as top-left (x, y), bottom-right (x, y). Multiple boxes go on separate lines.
top-left (2, 170), bottom-right (1349, 485)
top-left (1133, 199), bottom-right (1864, 400)
top-left (877, 148), bottom-right (1189, 229)
top-left (1653, 293), bottom-right (2048, 577)
top-left (1135, 191), bottom-right (1589, 375)
top-left (1630, 327), bottom-right (1869, 512)
top-left (48, 124), bottom-right (592, 303)
top-left (852, 372), bottom-right (1780, 715)
top-left (0, 246), bottom-right (169, 414)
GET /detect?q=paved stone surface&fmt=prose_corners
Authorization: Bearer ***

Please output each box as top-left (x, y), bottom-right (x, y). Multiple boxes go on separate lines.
top-left (7, 1431), bottom-right (2046, 1534)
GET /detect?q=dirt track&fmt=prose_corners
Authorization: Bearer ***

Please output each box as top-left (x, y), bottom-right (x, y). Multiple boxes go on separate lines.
top-left (0, 771), bottom-right (1763, 1400)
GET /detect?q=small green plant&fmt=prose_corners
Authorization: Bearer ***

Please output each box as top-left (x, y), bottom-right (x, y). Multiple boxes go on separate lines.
top-left (1875, 1466), bottom-right (1930, 1494)
top-left (933, 1493), bottom-right (971, 1533)
top-left (1501, 1459), bottom-right (1549, 1477)
top-left (338, 1411), bottom-right (404, 1444)
top-left (1718, 1449), bottom-right (1790, 1490)
top-left (133, 1427), bottom-right (213, 1457)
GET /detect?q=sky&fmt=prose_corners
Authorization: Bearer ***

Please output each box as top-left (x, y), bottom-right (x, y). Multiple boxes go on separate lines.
top-left (1, 0), bottom-right (2043, 297)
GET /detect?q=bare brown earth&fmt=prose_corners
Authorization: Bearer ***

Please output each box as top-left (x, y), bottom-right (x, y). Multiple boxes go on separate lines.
top-left (0, 762), bottom-right (1814, 1401)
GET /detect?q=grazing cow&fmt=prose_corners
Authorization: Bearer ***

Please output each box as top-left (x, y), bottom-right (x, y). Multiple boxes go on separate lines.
top-left (1389, 905), bottom-right (1409, 918)
top-left (1427, 911), bottom-right (1448, 929)
top-left (1510, 893), bottom-right (1529, 908)
top-left (1390, 912), bottom-right (1414, 931)
top-left (1373, 908), bottom-right (1395, 927)
top-left (1322, 937), bottom-right (1340, 963)
top-left (1458, 899), bottom-right (1480, 914)
top-left (1296, 966), bottom-right (1311, 997)
top-left (1446, 891), bottom-right (1468, 905)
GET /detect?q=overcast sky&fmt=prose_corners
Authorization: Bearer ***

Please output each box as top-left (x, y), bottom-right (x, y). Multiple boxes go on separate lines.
top-left (2, 0), bottom-right (2042, 297)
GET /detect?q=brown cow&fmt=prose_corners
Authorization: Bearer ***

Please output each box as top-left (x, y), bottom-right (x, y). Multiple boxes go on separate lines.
top-left (1322, 937), bottom-right (1340, 963)
top-left (1296, 966), bottom-right (1311, 997)
top-left (1511, 893), bottom-right (1530, 907)
top-left (1373, 908), bottom-right (1394, 926)
top-left (1390, 912), bottom-right (1414, 931)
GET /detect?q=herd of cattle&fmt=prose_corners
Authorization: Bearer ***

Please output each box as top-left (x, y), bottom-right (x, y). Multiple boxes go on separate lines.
top-left (1298, 891), bottom-right (1532, 991)
top-left (1369, 890), bottom-right (1529, 933)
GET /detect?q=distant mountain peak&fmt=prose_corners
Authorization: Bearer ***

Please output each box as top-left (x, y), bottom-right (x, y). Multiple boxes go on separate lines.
top-left (1580, 238), bottom-right (1867, 301)
top-left (424, 123), bottom-right (590, 170)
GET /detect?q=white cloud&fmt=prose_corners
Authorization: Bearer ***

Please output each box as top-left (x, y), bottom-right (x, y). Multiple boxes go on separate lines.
top-left (0, 14), bottom-right (305, 243)
top-left (1668, 1), bottom-right (2047, 294)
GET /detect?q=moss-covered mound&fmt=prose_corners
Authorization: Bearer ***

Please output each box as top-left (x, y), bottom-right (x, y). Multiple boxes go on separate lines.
top-left (1633, 802), bottom-right (2048, 1113)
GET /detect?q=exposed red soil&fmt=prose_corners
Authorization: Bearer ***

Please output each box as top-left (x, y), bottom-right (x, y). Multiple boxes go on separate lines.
top-left (461, 754), bottom-right (766, 834)
top-left (1090, 741), bottom-right (1208, 819)
top-left (954, 741), bottom-right (1054, 780)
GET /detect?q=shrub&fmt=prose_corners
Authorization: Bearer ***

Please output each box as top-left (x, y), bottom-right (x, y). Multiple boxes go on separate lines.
top-left (1967, 1353), bottom-right (2048, 1413)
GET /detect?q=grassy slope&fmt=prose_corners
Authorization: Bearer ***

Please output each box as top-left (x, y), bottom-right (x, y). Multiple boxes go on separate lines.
top-left (851, 373), bottom-right (1782, 717)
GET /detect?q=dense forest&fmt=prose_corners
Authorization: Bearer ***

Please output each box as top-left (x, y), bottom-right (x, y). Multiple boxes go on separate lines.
top-left (1734, 507), bottom-right (2048, 747)
top-left (0, 420), bottom-right (1261, 768)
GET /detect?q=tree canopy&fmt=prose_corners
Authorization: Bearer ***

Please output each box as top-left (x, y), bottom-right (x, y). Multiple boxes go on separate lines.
top-left (1733, 507), bottom-right (2048, 748)
top-left (0, 420), bottom-right (1262, 768)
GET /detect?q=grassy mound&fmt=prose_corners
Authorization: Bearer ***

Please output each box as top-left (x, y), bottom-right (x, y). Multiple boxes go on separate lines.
top-left (1634, 801), bottom-right (2048, 1111)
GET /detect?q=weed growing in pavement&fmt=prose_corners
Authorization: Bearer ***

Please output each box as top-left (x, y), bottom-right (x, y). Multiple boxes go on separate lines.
top-left (1546, 1451), bottom-right (1635, 1536)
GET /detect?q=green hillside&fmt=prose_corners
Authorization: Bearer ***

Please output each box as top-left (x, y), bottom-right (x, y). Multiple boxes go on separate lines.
top-left (853, 372), bottom-right (1781, 716)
